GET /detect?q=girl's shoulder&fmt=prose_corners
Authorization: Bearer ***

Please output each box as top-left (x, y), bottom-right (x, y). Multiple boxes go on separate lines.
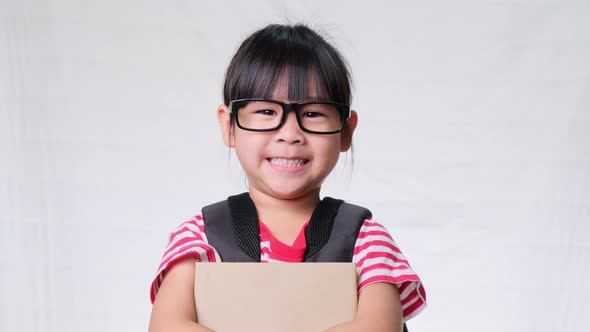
top-left (167, 215), bottom-right (206, 239)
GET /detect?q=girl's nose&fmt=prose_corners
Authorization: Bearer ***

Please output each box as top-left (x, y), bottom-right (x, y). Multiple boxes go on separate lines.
top-left (275, 111), bottom-right (305, 144)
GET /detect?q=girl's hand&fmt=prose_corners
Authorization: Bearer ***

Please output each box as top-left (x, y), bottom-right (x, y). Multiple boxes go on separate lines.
top-left (321, 282), bottom-right (403, 332)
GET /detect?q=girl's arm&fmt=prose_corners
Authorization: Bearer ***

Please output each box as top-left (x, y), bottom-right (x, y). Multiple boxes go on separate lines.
top-left (321, 282), bottom-right (403, 332)
top-left (148, 257), bottom-right (214, 332)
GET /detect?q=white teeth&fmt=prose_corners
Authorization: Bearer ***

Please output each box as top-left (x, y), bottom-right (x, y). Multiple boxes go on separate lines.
top-left (269, 158), bottom-right (307, 167)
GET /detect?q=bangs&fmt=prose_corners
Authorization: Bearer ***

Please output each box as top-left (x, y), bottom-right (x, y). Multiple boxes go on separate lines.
top-left (223, 24), bottom-right (351, 105)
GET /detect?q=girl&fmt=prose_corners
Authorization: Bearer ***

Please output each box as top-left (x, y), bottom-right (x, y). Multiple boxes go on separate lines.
top-left (148, 24), bottom-right (426, 332)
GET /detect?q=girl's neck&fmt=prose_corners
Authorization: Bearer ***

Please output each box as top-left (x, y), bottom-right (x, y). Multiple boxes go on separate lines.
top-left (248, 187), bottom-right (321, 241)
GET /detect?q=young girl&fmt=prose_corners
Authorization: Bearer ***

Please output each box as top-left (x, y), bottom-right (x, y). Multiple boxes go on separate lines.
top-left (148, 24), bottom-right (426, 332)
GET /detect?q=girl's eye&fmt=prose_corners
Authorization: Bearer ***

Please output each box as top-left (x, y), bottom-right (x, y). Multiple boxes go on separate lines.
top-left (255, 109), bottom-right (277, 116)
top-left (303, 111), bottom-right (325, 118)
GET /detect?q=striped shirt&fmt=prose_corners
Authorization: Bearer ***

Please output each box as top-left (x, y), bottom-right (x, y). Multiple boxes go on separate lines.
top-left (150, 214), bottom-right (427, 321)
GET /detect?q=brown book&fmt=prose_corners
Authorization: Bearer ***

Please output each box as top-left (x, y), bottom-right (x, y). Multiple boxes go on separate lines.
top-left (194, 262), bottom-right (358, 332)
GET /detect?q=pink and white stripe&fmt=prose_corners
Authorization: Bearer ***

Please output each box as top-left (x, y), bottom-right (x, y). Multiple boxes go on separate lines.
top-left (353, 220), bottom-right (426, 320)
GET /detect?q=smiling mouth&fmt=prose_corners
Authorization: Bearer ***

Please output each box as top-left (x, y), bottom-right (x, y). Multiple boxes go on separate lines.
top-left (267, 158), bottom-right (309, 167)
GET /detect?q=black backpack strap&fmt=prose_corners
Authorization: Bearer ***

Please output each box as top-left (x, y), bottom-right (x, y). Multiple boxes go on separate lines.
top-left (204, 193), bottom-right (351, 262)
top-left (201, 193), bottom-right (259, 262)
top-left (305, 200), bottom-right (372, 262)
top-left (303, 197), bottom-right (344, 260)
top-left (227, 193), bottom-right (261, 261)
top-left (204, 193), bottom-right (372, 263)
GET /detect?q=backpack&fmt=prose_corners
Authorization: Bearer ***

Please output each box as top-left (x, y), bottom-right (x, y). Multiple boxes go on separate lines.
top-left (202, 192), bottom-right (409, 332)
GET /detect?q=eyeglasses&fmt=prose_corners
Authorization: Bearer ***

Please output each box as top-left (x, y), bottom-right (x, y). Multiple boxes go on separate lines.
top-left (229, 98), bottom-right (351, 134)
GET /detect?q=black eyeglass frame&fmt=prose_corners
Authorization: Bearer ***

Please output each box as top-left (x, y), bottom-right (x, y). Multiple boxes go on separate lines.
top-left (229, 98), bottom-right (352, 135)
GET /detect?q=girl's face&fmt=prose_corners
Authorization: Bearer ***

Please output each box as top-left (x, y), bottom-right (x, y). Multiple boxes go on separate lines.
top-left (218, 79), bottom-right (358, 201)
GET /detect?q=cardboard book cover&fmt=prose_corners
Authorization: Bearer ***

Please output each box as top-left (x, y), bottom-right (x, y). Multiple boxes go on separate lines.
top-left (194, 262), bottom-right (358, 332)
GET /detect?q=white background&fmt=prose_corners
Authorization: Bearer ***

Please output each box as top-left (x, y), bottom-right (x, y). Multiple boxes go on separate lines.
top-left (1, 0), bottom-right (589, 331)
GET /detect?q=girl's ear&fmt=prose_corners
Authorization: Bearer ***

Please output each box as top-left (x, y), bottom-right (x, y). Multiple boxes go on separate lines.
top-left (217, 104), bottom-right (234, 147)
top-left (340, 110), bottom-right (358, 152)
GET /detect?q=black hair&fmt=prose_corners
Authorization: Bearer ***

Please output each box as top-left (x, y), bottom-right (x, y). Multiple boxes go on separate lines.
top-left (223, 24), bottom-right (352, 106)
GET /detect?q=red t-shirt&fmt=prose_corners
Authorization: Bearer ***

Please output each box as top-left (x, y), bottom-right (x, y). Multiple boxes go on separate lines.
top-left (151, 214), bottom-right (427, 321)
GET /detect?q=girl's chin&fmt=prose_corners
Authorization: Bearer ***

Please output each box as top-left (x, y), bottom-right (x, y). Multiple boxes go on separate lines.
top-left (267, 188), bottom-right (308, 200)
top-left (254, 183), bottom-right (317, 201)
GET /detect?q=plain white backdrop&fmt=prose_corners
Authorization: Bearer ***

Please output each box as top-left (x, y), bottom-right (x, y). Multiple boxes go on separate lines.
top-left (1, 0), bottom-right (589, 331)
